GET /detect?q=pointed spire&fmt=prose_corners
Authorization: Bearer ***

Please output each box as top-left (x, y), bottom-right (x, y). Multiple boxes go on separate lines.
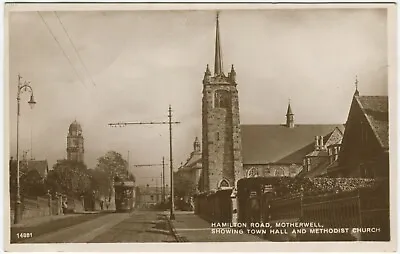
top-left (214, 12), bottom-right (223, 76)
top-left (286, 99), bottom-right (293, 116)
top-left (193, 136), bottom-right (200, 152)
top-left (286, 99), bottom-right (294, 128)
top-left (230, 64), bottom-right (236, 74)
top-left (205, 64), bottom-right (211, 75)
top-left (203, 64), bottom-right (211, 84)
top-left (229, 64), bottom-right (236, 83)
top-left (354, 75), bottom-right (360, 96)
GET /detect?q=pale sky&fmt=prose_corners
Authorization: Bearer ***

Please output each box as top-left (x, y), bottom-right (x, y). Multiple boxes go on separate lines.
top-left (8, 8), bottom-right (388, 186)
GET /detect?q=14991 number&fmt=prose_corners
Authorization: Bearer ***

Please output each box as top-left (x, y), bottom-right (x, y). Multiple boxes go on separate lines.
top-left (16, 232), bottom-right (33, 239)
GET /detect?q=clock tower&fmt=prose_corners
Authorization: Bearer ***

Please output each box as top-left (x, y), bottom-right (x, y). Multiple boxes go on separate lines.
top-left (67, 120), bottom-right (84, 163)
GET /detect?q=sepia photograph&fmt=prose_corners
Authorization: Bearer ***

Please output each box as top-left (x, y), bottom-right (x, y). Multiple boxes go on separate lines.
top-left (3, 2), bottom-right (397, 252)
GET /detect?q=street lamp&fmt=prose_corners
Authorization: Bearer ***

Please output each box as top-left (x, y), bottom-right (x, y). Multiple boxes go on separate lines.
top-left (14, 75), bottom-right (36, 224)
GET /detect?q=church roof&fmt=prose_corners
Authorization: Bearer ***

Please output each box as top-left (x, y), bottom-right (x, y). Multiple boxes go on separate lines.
top-left (241, 124), bottom-right (344, 165)
top-left (356, 96), bottom-right (388, 149)
top-left (183, 153), bottom-right (202, 169)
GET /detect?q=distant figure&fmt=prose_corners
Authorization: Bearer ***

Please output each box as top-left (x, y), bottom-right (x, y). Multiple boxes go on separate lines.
top-left (100, 200), bottom-right (104, 210)
top-left (62, 199), bottom-right (68, 214)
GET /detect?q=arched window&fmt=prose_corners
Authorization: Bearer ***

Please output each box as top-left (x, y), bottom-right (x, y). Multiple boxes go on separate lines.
top-left (247, 168), bottom-right (259, 178)
top-left (218, 179), bottom-right (230, 188)
top-left (275, 169), bottom-right (285, 176)
top-left (214, 90), bottom-right (230, 108)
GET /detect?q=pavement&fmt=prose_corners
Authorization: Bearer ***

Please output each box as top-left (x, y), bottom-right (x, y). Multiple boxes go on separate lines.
top-left (169, 211), bottom-right (264, 242)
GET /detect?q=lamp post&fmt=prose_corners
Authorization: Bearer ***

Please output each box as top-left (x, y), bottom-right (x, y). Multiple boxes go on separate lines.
top-left (14, 75), bottom-right (36, 224)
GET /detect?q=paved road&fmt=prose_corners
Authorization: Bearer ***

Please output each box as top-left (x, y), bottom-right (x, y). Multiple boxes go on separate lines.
top-left (19, 211), bottom-right (175, 243)
top-left (90, 211), bottom-right (175, 243)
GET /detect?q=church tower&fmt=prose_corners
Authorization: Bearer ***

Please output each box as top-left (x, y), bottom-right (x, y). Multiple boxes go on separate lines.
top-left (67, 120), bottom-right (84, 163)
top-left (201, 13), bottom-right (243, 192)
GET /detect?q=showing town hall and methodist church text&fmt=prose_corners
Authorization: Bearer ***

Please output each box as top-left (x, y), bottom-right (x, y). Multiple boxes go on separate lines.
top-left (4, 2), bottom-right (396, 253)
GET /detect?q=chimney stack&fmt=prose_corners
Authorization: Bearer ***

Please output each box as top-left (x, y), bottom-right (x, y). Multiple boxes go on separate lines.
top-left (319, 136), bottom-right (325, 150)
top-left (315, 136), bottom-right (320, 151)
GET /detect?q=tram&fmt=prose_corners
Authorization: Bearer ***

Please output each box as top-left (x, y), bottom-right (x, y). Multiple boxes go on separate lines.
top-left (114, 180), bottom-right (136, 212)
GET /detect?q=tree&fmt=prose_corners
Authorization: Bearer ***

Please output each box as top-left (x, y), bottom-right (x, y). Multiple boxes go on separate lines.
top-left (95, 151), bottom-right (134, 201)
top-left (88, 168), bottom-right (109, 198)
top-left (174, 172), bottom-right (196, 200)
top-left (21, 170), bottom-right (46, 197)
top-left (46, 160), bottom-right (91, 197)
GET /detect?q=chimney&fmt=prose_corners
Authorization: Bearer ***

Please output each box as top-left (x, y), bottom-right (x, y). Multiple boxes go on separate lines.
top-left (315, 136), bottom-right (320, 151)
top-left (319, 136), bottom-right (325, 150)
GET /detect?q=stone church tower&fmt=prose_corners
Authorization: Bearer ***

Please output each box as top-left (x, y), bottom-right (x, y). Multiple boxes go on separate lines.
top-left (67, 120), bottom-right (84, 163)
top-left (201, 13), bottom-right (243, 192)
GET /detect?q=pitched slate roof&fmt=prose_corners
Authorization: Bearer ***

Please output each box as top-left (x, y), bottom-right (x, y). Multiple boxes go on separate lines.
top-left (241, 124), bottom-right (344, 165)
top-left (356, 96), bottom-right (389, 149)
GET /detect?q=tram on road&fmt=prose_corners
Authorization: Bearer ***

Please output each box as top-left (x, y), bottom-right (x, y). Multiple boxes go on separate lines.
top-left (114, 180), bottom-right (136, 212)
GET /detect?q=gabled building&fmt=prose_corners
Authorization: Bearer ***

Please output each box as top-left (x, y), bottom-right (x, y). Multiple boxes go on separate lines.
top-left (327, 91), bottom-right (389, 178)
top-left (241, 117), bottom-right (344, 178)
top-left (177, 137), bottom-right (202, 192)
top-left (297, 127), bottom-right (344, 178)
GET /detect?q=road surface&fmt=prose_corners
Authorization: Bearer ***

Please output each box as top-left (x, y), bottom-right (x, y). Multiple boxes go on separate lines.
top-left (13, 211), bottom-right (175, 243)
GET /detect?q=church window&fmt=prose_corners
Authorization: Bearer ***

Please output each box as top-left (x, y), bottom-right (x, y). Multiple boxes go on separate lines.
top-left (247, 168), bottom-right (259, 178)
top-left (214, 90), bottom-right (230, 108)
top-left (218, 179), bottom-right (230, 188)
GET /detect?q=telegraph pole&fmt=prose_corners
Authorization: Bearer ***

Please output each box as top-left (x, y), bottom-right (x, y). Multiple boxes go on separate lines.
top-left (162, 157), bottom-right (165, 203)
top-left (109, 105), bottom-right (180, 220)
top-left (168, 105), bottom-right (175, 220)
top-left (127, 150), bottom-right (130, 178)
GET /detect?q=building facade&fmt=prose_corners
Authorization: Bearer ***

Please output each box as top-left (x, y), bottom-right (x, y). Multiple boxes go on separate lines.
top-left (327, 92), bottom-right (389, 178)
top-left (67, 120), bottom-right (84, 163)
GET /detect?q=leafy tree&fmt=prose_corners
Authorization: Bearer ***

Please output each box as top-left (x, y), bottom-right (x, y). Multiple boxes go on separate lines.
top-left (95, 151), bottom-right (135, 201)
top-left (88, 168), bottom-right (109, 198)
top-left (46, 160), bottom-right (91, 197)
top-left (9, 160), bottom-right (45, 197)
top-left (21, 170), bottom-right (46, 197)
top-left (174, 172), bottom-right (196, 199)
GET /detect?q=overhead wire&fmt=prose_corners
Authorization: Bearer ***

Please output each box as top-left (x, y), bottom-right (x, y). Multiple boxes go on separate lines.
top-left (37, 11), bottom-right (86, 88)
top-left (54, 11), bottom-right (97, 87)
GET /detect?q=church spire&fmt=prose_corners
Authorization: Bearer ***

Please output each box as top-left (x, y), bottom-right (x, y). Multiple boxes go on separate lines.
top-left (286, 99), bottom-right (295, 128)
top-left (214, 12), bottom-right (223, 76)
top-left (193, 136), bottom-right (200, 152)
top-left (354, 75), bottom-right (360, 96)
